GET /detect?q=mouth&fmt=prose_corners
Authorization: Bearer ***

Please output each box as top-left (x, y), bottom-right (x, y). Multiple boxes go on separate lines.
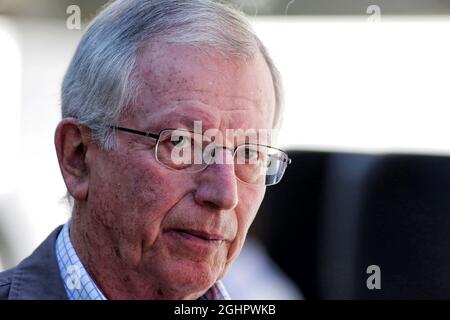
top-left (170, 228), bottom-right (226, 246)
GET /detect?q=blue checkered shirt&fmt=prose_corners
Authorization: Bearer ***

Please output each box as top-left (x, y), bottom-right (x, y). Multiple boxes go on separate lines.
top-left (55, 220), bottom-right (230, 300)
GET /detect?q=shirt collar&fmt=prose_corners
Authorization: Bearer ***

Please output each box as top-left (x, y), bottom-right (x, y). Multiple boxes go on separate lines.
top-left (55, 219), bottom-right (230, 300)
top-left (55, 220), bottom-right (106, 300)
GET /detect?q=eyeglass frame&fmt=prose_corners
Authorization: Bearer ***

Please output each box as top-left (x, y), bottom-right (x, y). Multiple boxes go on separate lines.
top-left (108, 125), bottom-right (292, 186)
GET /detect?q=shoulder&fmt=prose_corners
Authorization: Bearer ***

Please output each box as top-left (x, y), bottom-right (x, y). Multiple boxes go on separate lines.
top-left (0, 225), bottom-right (67, 300)
top-left (0, 267), bottom-right (15, 299)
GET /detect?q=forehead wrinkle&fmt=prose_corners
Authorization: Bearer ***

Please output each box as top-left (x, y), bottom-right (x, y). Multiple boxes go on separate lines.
top-left (139, 107), bottom-right (220, 132)
top-left (147, 87), bottom-right (258, 115)
top-left (128, 97), bottom-right (271, 137)
top-left (176, 89), bottom-right (259, 110)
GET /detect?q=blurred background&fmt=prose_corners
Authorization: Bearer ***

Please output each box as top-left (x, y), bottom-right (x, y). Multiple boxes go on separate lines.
top-left (1, 0), bottom-right (450, 299)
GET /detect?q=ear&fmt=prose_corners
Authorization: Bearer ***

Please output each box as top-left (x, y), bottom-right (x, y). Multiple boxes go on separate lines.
top-left (54, 118), bottom-right (92, 201)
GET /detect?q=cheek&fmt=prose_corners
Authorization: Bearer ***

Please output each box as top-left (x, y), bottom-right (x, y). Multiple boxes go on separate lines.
top-left (88, 151), bottom-right (190, 247)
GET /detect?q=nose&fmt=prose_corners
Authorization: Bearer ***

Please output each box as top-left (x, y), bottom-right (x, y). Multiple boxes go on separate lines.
top-left (194, 148), bottom-right (238, 210)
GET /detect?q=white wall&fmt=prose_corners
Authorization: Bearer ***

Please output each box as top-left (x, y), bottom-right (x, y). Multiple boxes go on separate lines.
top-left (252, 17), bottom-right (450, 154)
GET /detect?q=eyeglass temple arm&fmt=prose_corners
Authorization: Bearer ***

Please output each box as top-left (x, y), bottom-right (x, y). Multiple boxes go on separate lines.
top-left (269, 153), bottom-right (292, 165)
top-left (110, 126), bottom-right (159, 140)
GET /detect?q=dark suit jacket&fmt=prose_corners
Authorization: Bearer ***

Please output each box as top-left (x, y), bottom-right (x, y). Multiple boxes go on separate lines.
top-left (0, 225), bottom-right (68, 300)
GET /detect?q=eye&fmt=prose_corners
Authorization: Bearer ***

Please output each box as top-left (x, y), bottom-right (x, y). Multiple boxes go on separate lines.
top-left (237, 146), bottom-right (261, 162)
top-left (170, 134), bottom-right (190, 148)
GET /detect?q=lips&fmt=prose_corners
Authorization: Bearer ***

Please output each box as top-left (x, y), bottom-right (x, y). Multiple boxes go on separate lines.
top-left (173, 229), bottom-right (226, 242)
top-left (171, 229), bottom-right (226, 245)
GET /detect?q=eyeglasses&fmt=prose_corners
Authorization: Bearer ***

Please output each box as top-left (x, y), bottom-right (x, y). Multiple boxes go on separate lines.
top-left (110, 126), bottom-right (292, 186)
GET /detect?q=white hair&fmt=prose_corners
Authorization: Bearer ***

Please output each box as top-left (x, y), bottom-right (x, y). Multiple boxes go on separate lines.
top-left (61, 0), bottom-right (283, 150)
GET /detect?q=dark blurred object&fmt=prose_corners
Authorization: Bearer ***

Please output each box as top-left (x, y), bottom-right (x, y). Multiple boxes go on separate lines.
top-left (356, 155), bottom-right (450, 299)
top-left (257, 150), bottom-right (450, 299)
top-left (255, 151), bottom-right (330, 299)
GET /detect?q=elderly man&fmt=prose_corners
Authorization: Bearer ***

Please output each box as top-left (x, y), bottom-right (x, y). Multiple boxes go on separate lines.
top-left (0, 0), bottom-right (290, 300)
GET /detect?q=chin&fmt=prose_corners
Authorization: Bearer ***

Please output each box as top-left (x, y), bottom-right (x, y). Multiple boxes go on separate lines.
top-left (162, 259), bottom-right (221, 297)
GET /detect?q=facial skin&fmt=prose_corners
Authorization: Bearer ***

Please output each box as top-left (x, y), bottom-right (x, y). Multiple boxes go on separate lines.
top-left (55, 42), bottom-right (276, 299)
